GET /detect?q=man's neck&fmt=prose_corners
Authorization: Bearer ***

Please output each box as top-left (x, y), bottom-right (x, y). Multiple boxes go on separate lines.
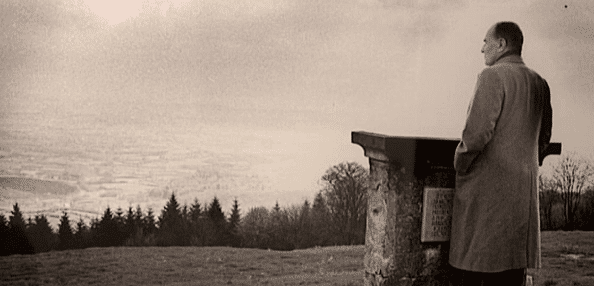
top-left (495, 50), bottom-right (520, 63)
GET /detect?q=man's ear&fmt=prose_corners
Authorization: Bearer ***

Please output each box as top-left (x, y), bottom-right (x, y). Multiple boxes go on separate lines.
top-left (497, 38), bottom-right (507, 52)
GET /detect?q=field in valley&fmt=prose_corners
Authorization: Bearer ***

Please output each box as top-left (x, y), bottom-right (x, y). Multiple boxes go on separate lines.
top-left (1, 231), bottom-right (593, 286)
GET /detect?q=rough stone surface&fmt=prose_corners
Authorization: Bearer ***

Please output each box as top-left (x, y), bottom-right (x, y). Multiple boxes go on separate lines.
top-left (364, 159), bottom-right (451, 286)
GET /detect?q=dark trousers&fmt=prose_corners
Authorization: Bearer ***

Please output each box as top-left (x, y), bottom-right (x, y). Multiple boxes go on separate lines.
top-left (449, 266), bottom-right (526, 286)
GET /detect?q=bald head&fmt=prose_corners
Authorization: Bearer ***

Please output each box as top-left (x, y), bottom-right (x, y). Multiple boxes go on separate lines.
top-left (493, 22), bottom-right (524, 56)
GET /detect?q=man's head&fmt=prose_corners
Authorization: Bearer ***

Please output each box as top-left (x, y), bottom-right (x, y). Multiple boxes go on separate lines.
top-left (481, 22), bottom-right (524, 66)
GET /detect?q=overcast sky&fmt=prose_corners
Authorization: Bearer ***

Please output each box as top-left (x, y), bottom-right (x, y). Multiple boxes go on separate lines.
top-left (1, 0), bottom-right (593, 205)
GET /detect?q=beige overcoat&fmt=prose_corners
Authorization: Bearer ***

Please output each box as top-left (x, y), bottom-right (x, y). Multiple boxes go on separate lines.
top-left (449, 55), bottom-right (552, 272)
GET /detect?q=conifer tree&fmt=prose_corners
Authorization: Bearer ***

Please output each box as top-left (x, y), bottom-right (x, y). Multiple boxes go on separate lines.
top-left (189, 199), bottom-right (202, 222)
top-left (228, 198), bottom-right (241, 247)
top-left (134, 205), bottom-right (144, 225)
top-left (7, 203), bottom-right (34, 254)
top-left (0, 214), bottom-right (8, 256)
top-left (0, 214), bottom-right (7, 229)
top-left (74, 217), bottom-right (89, 249)
top-left (158, 192), bottom-right (185, 246)
top-left (273, 202), bottom-right (281, 212)
top-left (114, 207), bottom-right (126, 245)
top-left (115, 207), bottom-right (124, 221)
top-left (124, 207), bottom-right (136, 244)
top-left (88, 217), bottom-right (100, 247)
top-left (9, 203), bottom-right (27, 231)
top-left (142, 207), bottom-right (157, 246)
top-left (189, 198), bottom-right (203, 246)
top-left (38, 215), bottom-right (57, 250)
top-left (26, 215), bottom-right (56, 253)
top-left (205, 197), bottom-right (226, 246)
top-left (181, 204), bottom-right (189, 222)
top-left (159, 193), bottom-right (181, 226)
top-left (125, 205), bottom-right (145, 246)
top-left (179, 203), bottom-right (191, 246)
top-left (97, 207), bottom-right (118, 247)
top-left (144, 208), bottom-right (157, 235)
top-left (0, 214), bottom-right (8, 255)
top-left (270, 201), bottom-right (282, 248)
top-left (208, 197), bottom-right (225, 223)
top-left (58, 211), bottom-right (74, 250)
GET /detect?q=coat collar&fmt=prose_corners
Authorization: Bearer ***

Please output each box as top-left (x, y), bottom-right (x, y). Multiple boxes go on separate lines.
top-left (494, 53), bottom-right (524, 65)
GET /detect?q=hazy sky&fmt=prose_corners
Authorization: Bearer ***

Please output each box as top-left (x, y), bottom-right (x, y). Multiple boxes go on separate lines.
top-left (1, 0), bottom-right (593, 207)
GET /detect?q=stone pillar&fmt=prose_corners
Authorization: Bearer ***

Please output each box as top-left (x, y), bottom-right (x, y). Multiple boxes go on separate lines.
top-left (353, 131), bottom-right (458, 286)
top-left (352, 131), bottom-right (561, 286)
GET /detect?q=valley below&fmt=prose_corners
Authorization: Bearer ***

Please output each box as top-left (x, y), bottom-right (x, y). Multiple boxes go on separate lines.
top-left (0, 104), bottom-right (343, 226)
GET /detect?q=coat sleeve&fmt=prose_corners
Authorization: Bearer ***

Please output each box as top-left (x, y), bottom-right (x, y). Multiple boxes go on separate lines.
top-left (538, 79), bottom-right (553, 165)
top-left (454, 68), bottom-right (504, 174)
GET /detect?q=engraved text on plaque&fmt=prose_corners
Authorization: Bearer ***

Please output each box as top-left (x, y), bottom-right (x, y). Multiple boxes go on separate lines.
top-left (421, 187), bottom-right (454, 242)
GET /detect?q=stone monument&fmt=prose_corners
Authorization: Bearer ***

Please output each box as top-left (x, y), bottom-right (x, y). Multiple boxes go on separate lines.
top-left (352, 131), bottom-right (561, 286)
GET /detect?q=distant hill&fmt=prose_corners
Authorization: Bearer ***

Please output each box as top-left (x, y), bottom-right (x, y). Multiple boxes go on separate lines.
top-left (0, 177), bottom-right (78, 196)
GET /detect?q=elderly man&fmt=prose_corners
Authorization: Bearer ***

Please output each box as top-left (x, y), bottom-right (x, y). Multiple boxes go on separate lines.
top-left (449, 22), bottom-right (553, 285)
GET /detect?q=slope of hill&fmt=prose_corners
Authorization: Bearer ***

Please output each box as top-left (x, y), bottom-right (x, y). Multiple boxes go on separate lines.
top-left (1, 232), bottom-right (594, 285)
top-left (0, 245), bottom-right (364, 286)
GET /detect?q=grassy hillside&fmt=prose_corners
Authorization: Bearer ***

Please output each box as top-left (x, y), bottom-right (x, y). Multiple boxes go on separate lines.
top-left (1, 232), bottom-right (594, 286)
top-left (0, 245), bottom-right (363, 286)
top-left (534, 231), bottom-right (594, 286)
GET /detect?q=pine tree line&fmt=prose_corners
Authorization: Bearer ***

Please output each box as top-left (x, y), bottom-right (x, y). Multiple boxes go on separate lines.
top-left (1, 161), bottom-right (370, 255)
top-left (0, 194), bottom-right (242, 256)
top-left (0, 191), bottom-right (368, 255)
